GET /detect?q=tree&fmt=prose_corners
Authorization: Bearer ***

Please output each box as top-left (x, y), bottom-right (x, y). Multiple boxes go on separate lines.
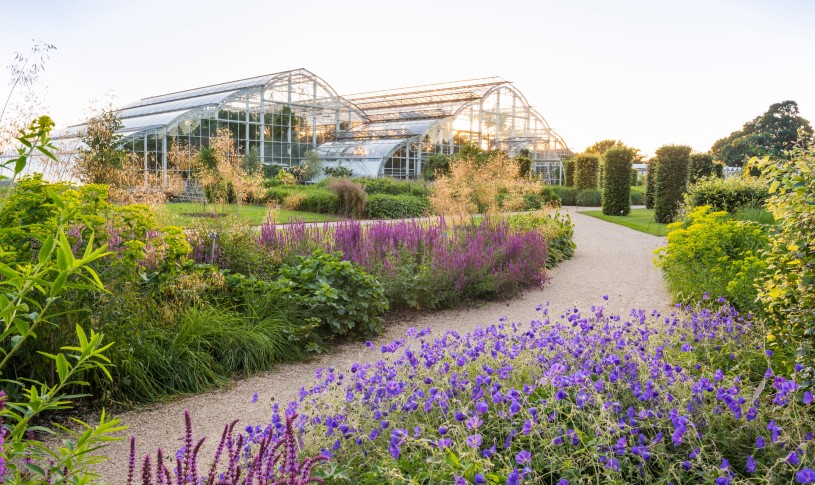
top-left (688, 153), bottom-right (722, 184)
top-left (74, 105), bottom-right (129, 184)
top-left (300, 150), bottom-right (323, 182)
top-left (711, 101), bottom-right (813, 167)
top-left (653, 145), bottom-right (691, 223)
top-left (602, 147), bottom-right (635, 216)
top-left (573, 154), bottom-right (600, 189)
top-left (585, 139), bottom-right (645, 162)
top-left (645, 159), bottom-right (657, 209)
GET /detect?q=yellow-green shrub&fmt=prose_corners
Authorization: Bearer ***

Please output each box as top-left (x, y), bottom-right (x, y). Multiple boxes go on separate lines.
top-left (655, 206), bottom-right (768, 314)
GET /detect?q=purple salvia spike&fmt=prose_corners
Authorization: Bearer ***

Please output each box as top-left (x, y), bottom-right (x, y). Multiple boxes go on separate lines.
top-left (182, 410), bottom-right (194, 481)
top-left (190, 437), bottom-right (205, 484)
top-left (127, 436), bottom-right (136, 485)
top-left (156, 448), bottom-right (165, 485)
top-left (141, 455), bottom-right (152, 485)
top-left (205, 421), bottom-right (236, 485)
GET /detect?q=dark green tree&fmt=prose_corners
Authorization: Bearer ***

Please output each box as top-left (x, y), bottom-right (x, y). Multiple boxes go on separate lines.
top-left (573, 154), bottom-right (600, 189)
top-left (645, 159), bottom-right (657, 209)
top-left (75, 106), bottom-right (126, 184)
top-left (653, 145), bottom-right (691, 223)
top-left (602, 147), bottom-right (635, 215)
top-left (688, 153), bottom-right (721, 184)
top-left (563, 157), bottom-right (575, 187)
top-left (711, 101), bottom-right (813, 167)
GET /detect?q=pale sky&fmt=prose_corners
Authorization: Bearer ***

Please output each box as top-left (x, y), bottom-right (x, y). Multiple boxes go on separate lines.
top-left (2, 0), bottom-right (814, 157)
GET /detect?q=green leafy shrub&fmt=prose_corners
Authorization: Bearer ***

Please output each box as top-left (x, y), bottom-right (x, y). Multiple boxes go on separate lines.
top-left (550, 186), bottom-right (602, 206)
top-left (630, 186), bottom-right (645, 205)
top-left (563, 157), bottom-right (575, 187)
top-left (324, 163), bottom-right (353, 178)
top-left (357, 177), bottom-right (431, 198)
top-left (422, 153), bottom-right (450, 180)
top-left (653, 145), bottom-right (691, 223)
top-left (601, 147), bottom-right (634, 215)
top-left (273, 250), bottom-right (387, 337)
top-left (756, 146), bottom-right (815, 386)
top-left (655, 206), bottom-right (768, 315)
top-left (506, 211), bottom-right (575, 267)
top-left (367, 193), bottom-right (430, 219)
top-left (572, 154), bottom-right (600, 189)
top-left (0, 174), bottom-right (111, 261)
top-left (521, 186), bottom-right (560, 210)
top-left (327, 178), bottom-right (366, 218)
top-left (645, 160), bottom-right (656, 209)
top-left (685, 176), bottom-right (769, 213)
top-left (264, 185), bottom-right (339, 214)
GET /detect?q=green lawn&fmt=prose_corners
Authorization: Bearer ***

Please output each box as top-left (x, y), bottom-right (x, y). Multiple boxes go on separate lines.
top-left (159, 203), bottom-right (336, 227)
top-left (582, 208), bottom-right (668, 236)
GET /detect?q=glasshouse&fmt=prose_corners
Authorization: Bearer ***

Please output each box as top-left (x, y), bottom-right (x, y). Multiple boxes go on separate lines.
top-left (57, 68), bottom-right (571, 184)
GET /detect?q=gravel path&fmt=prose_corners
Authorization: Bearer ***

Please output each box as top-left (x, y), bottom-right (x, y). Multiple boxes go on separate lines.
top-left (93, 207), bottom-right (672, 482)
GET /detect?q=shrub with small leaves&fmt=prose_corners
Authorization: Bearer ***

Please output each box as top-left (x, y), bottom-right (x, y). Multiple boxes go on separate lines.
top-left (685, 176), bottom-right (769, 213)
top-left (645, 159), bottom-right (657, 209)
top-left (573, 154), bottom-right (600, 189)
top-left (653, 145), bottom-right (691, 223)
top-left (601, 147), bottom-right (634, 215)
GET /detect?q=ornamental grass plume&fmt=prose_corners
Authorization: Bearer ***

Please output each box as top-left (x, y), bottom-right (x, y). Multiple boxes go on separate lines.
top-left (129, 410), bottom-right (326, 484)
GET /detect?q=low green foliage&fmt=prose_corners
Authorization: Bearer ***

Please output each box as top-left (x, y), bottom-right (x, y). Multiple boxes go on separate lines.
top-left (755, 145), bottom-right (815, 386)
top-left (550, 186), bottom-right (602, 206)
top-left (630, 186), bottom-right (645, 205)
top-left (265, 185), bottom-right (340, 214)
top-left (655, 206), bottom-right (768, 315)
top-left (601, 147), bottom-right (634, 216)
top-left (684, 176), bottom-right (769, 214)
top-left (273, 250), bottom-right (387, 338)
top-left (367, 194), bottom-right (430, 219)
top-left (356, 177), bottom-right (431, 198)
top-left (506, 211), bottom-right (576, 267)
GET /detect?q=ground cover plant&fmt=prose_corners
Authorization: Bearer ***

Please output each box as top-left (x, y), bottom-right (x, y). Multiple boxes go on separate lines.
top-left (136, 298), bottom-right (815, 483)
top-left (583, 208), bottom-right (668, 236)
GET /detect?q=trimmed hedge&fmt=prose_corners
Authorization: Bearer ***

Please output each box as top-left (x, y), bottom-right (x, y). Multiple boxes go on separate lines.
top-left (653, 145), bottom-right (691, 223)
top-left (551, 186), bottom-right (602, 206)
top-left (645, 160), bottom-right (656, 209)
top-left (367, 194), bottom-right (430, 219)
top-left (563, 158), bottom-right (575, 187)
top-left (356, 177), bottom-right (431, 198)
top-left (265, 186), bottom-right (339, 214)
top-left (573, 154), bottom-right (600, 189)
top-left (601, 147), bottom-right (634, 216)
top-left (689, 153), bottom-right (722, 184)
top-left (684, 176), bottom-right (769, 213)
